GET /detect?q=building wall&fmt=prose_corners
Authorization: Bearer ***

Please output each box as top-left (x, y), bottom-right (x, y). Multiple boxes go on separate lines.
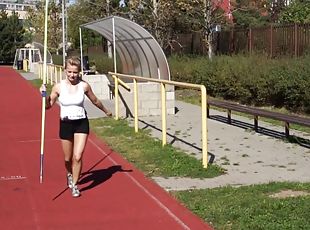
top-left (0, 0), bottom-right (38, 20)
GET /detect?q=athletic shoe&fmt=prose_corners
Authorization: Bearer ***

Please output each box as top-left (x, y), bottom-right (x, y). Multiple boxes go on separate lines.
top-left (67, 173), bottom-right (73, 189)
top-left (71, 185), bottom-right (80, 198)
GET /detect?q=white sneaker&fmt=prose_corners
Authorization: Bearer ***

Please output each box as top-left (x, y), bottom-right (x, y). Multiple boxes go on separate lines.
top-left (71, 185), bottom-right (80, 198)
top-left (67, 173), bottom-right (73, 189)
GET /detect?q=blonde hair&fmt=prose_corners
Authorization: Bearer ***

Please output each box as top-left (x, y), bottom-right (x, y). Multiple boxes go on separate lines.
top-left (65, 56), bottom-right (81, 71)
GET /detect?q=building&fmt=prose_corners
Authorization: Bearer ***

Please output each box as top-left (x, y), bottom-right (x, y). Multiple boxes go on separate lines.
top-left (0, 0), bottom-right (39, 20)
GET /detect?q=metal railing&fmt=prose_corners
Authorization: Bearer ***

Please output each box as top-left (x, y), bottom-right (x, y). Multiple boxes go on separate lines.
top-left (38, 63), bottom-right (64, 85)
top-left (109, 72), bottom-right (208, 168)
top-left (36, 65), bottom-right (209, 168)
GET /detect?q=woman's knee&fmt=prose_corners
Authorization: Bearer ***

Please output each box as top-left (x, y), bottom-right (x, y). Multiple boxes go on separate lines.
top-left (72, 153), bottom-right (83, 162)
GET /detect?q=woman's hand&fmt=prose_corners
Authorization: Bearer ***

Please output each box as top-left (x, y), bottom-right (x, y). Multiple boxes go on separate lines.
top-left (40, 84), bottom-right (46, 97)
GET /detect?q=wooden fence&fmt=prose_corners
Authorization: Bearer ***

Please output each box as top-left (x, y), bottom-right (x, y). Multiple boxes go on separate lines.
top-left (166, 23), bottom-right (310, 57)
top-left (81, 23), bottom-right (310, 58)
top-left (217, 23), bottom-right (310, 57)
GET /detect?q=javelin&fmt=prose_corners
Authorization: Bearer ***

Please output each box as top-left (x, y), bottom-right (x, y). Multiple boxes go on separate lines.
top-left (39, 0), bottom-right (49, 183)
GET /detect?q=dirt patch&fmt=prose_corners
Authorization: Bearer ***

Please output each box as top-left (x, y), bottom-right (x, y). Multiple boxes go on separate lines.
top-left (269, 189), bottom-right (310, 199)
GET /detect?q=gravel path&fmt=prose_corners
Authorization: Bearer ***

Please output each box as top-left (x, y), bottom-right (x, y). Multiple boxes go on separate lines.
top-left (133, 101), bottom-right (310, 191)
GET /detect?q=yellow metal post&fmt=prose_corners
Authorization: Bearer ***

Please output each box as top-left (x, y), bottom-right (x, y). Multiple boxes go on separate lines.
top-left (46, 65), bottom-right (49, 85)
top-left (61, 67), bottom-right (63, 81)
top-left (114, 75), bottom-right (119, 120)
top-left (161, 83), bottom-right (167, 146)
top-left (56, 66), bottom-right (59, 83)
top-left (201, 85), bottom-right (208, 168)
top-left (39, 64), bottom-right (41, 79)
top-left (54, 66), bottom-right (57, 84)
top-left (134, 79), bottom-right (138, 133)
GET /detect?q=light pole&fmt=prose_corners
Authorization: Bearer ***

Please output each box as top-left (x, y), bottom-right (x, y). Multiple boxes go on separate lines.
top-left (62, 0), bottom-right (67, 67)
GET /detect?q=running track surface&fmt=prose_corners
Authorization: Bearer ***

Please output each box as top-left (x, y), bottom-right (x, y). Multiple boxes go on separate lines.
top-left (0, 67), bottom-right (212, 230)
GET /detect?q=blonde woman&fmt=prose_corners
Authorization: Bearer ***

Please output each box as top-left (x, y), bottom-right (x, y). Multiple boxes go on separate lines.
top-left (41, 56), bottom-right (112, 197)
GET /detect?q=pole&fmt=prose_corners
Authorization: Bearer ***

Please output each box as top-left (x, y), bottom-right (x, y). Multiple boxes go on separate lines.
top-left (40, 0), bottom-right (49, 183)
top-left (62, 0), bottom-right (65, 67)
top-left (112, 17), bottom-right (117, 73)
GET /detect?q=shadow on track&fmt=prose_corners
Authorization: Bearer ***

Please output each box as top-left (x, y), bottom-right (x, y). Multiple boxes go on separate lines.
top-left (79, 165), bottom-right (132, 192)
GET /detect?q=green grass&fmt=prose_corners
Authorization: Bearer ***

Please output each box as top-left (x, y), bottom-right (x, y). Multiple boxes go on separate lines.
top-left (172, 182), bottom-right (310, 230)
top-left (90, 118), bottom-right (224, 178)
top-left (30, 79), bottom-right (53, 94)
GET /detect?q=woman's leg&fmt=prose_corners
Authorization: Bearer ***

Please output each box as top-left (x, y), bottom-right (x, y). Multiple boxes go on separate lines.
top-left (72, 133), bottom-right (88, 185)
top-left (61, 139), bottom-right (74, 174)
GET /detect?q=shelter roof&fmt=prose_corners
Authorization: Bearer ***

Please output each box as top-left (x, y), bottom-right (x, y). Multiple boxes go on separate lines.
top-left (81, 16), bottom-right (170, 80)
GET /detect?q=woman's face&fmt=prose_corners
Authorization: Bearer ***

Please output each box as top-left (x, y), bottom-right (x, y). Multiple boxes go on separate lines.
top-left (66, 64), bottom-right (80, 83)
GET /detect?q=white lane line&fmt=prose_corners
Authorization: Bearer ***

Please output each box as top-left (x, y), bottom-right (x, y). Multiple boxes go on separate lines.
top-left (0, 175), bottom-right (27, 181)
top-left (89, 138), bottom-right (191, 230)
top-left (18, 138), bottom-right (60, 143)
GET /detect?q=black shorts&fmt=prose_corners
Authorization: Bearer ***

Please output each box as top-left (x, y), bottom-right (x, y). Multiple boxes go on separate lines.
top-left (59, 118), bottom-right (89, 140)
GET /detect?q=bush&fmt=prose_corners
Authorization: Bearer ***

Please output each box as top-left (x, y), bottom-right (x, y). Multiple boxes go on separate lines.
top-left (168, 54), bottom-right (310, 114)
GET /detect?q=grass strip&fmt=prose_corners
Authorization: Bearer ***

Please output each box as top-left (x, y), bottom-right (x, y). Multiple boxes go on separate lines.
top-left (90, 118), bottom-right (224, 178)
top-left (172, 182), bottom-right (310, 230)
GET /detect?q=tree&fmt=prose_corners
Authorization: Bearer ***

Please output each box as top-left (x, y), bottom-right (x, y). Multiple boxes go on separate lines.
top-left (269, 0), bottom-right (288, 22)
top-left (232, 0), bottom-right (270, 27)
top-left (279, 0), bottom-right (310, 23)
top-left (66, 0), bottom-right (227, 58)
top-left (0, 10), bottom-right (26, 63)
top-left (128, 0), bottom-right (226, 57)
top-left (67, 0), bottom-right (128, 49)
top-left (26, 1), bottom-right (62, 53)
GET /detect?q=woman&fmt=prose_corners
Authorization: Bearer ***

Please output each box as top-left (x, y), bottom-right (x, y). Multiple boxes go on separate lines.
top-left (41, 56), bottom-right (112, 197)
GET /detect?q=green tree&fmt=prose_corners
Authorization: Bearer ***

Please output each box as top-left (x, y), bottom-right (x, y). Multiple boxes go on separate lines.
top-left (232, 0), bottom-right (270, 27)
top-left (67, 0), bottom-right (129, 49)
top-left (26, 1), bottom-right (62, 53)
top-left (67, 0), bottom-right (227, 57)
top-left (129, 0), bottom-right (226, 56)
top-left (279, 0), bottom-right (310, 23)
top-left (0, 10), bottom-right (25, 63)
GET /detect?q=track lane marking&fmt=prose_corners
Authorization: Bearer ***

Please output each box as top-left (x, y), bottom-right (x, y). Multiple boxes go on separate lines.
top-left (89, 138), bottom-right (191, 230)
top-left (0, 175), bottom-right (27, 181)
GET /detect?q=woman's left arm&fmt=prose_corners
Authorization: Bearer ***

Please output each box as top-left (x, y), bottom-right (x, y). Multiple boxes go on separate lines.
top-left (84, 82), bottom-right (112, 117)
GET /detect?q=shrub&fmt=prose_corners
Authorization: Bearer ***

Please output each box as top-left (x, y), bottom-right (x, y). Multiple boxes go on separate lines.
top-left (168, 54), bottom-right (310, 114)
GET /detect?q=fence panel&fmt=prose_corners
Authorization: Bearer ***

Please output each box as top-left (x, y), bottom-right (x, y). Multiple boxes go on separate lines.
top-left (83, 23), bottom-right (310, 58)
top-left (216, 23), bottom-right (310, 57)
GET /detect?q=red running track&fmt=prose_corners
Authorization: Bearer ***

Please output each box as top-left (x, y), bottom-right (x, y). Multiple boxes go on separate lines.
top-left (0, 67), bottom-right (212, 230)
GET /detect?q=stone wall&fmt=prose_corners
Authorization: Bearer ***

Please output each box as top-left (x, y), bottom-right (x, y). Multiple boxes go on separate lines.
top-left (116, 82), bottom-right (175, 117)
top-left (86, 74), bottom-right (175, 117)
top-left (85, 74), bottom-right (111, 100)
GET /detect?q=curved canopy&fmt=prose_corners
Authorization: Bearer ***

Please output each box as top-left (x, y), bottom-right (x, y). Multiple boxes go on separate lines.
top-left (81, 16), bottom-right (170, 80)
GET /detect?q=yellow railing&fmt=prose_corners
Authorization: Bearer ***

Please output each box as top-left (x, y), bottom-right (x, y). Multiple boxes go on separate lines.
top-left (109, 72), bottom-right (208, 168)
top-left (23, 59), bottom-right (29, 72)
top-left (38, 63), bottom-right (64, 85)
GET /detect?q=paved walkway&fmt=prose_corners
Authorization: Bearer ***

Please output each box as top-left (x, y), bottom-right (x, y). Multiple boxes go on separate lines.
top-left (21, 71), bottom-right (310, 191)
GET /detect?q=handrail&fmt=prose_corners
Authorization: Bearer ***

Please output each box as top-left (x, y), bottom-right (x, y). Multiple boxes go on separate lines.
top-left (108, 71), bottom-right (208, 168)
top-left (111, 75), bottom-right (131, 91)
top-left (38, 62), bottom-right (64, 85)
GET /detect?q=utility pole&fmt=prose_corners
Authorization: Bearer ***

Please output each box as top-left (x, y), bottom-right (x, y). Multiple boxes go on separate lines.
top-left (106, 0), bottom-right (112, 58)
top-left (62, 0), bottom-right (66, 67)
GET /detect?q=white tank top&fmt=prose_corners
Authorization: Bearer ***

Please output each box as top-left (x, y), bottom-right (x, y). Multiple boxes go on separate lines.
top-left (58, 80), bottom-right (86, 120)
